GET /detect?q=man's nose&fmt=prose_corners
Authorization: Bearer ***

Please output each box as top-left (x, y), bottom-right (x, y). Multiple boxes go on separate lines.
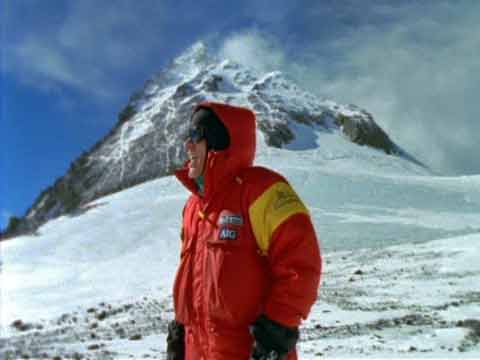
top-left (185, 138), bottom-right (194, 151)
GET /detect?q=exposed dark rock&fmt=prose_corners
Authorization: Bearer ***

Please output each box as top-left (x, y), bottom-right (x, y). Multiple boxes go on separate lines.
top-left (96, 311), bottom-right (108, 321)
top-left (335, 113), bottom-right (397, 155)
top-left (457, 319), bottom-right (480, 337)
top-left (11, 320), bottom-right (34, 332)
top-left (202, 75), bottom-right (223, 91)
top-left (258, 121), bottom-right (295, 147)
top-left (87, 344), bottom-right (100, 351)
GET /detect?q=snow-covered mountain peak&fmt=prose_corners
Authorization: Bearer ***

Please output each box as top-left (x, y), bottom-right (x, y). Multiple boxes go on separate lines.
top-left (174, 41), bottom-right (210, 66)
top-left (4, 41), bottom-right (428, 237)
top-left (170, 41), bottom-right (213, 79)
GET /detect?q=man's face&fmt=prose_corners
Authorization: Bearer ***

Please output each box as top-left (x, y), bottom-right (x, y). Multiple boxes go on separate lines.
top-left (185, 138), bottom-right (208, 178)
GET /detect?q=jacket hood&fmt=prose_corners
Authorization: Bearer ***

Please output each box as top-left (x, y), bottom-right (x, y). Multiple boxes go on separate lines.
top-left (196, 101), bottom-right (256, 169)
top-left (175, 102), bottom-right (256, 198)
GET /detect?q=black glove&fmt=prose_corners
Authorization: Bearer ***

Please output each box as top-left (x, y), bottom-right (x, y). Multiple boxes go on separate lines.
top-left (166, 320), bottom-right (185, 360)
top-left (250, 315), bottom-right (299, 360)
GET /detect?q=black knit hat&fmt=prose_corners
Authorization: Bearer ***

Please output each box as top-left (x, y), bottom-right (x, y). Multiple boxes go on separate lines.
top-left (191, 107), bottom-right (230, 151)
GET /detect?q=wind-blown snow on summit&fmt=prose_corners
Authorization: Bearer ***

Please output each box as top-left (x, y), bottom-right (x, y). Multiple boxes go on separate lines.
top-left (9, 42), bottom-right (427, 236)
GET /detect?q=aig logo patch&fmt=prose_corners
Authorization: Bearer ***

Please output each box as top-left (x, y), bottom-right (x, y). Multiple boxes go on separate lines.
top-left (219, 227), bottom-right (237, 240)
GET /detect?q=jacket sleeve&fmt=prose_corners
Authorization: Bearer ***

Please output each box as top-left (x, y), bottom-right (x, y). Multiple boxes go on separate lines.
top-left (248, 180), bottom-right (322, 327)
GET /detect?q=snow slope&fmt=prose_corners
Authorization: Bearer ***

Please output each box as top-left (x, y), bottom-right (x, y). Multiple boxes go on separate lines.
top-left (1, 132), bottom-right (480, 358)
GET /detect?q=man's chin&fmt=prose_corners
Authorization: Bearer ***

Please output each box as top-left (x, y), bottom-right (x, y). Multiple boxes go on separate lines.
top-left (188, 167), bottom-right (199, 179)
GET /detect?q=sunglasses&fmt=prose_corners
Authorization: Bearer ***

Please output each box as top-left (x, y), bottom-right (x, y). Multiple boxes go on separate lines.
top-left (185, 125), bottom-right (205, 144)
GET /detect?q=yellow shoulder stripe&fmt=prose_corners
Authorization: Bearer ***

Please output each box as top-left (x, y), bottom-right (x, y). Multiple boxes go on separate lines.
top-left (248, 181), bottom-right (308, 255)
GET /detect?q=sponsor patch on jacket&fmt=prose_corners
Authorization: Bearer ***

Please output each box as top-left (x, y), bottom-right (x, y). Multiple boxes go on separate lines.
top-left (273, 189), bottom-right (301, 210)
top-left (217, 211), bottom-right (243, 241)
top-left (219, 213), bottom-right (244, 226)
top-left (219, 227), bottom-right (237, 240)
top-left (248, 181), bottom-right (309, 254)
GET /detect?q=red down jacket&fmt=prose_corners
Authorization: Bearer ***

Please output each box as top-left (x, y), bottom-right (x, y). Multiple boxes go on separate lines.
top-left (174, 102), bottom-right (321, 359)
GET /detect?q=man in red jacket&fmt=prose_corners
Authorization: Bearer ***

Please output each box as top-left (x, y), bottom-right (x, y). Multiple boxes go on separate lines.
top-left (167, 102), bottom-right (321, 360)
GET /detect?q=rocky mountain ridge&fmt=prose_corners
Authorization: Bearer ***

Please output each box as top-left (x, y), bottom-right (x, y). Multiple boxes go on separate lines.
top-left (1, 42), bottom-right (425, 238)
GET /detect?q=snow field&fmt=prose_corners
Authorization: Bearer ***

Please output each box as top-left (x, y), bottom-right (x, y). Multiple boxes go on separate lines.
top-left (2, 132), bottom-right (480, 358)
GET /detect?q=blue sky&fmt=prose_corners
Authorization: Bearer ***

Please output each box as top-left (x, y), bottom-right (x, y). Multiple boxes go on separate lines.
top-left (2, 0), bottom-right (480, 230)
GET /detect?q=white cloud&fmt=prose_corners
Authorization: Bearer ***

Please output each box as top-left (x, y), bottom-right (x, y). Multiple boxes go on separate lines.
top-left (218, 3), bottom-right (480, 175)
top-left (219, 30), bottom-right (287, 74)
top-left (14, 38), bottom-right (84, 89)
top-left (311, 4), bottom-right (480, 175)
top-left (57, 1), bottom-right (150, 70)
top-left (4, 1), bottom-right (167, 99)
